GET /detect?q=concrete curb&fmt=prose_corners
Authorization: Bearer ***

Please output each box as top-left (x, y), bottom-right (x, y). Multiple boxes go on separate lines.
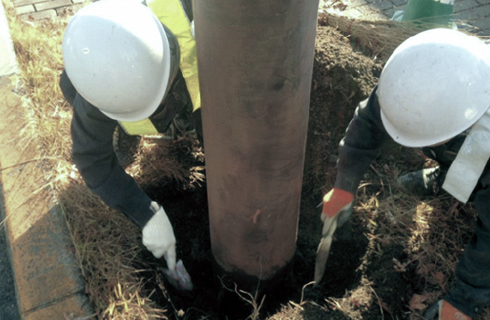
top-left (0, 2), bottom-right (93, 320)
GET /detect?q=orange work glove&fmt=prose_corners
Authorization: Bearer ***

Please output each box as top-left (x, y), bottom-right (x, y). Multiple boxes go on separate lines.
top-left (321, 188), bottom-right (354, 230)
top-left (315, 188), bottom-right (355, 284)
top-left (424, 300), bottom-right (472, 320)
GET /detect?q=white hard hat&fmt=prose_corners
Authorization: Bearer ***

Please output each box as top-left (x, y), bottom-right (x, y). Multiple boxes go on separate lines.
top-left (62, 0), bottom-right (172, 122)
top-left (377, 28), bottom-right (490, 147)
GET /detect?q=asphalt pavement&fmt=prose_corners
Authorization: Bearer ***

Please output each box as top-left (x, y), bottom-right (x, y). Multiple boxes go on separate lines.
top-left (0, 181), bottom-right (20, 320)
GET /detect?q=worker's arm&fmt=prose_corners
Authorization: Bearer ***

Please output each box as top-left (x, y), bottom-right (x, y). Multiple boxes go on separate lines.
top-left (322, 86), bottom-right (389, 235)
top-left (321, 86), bottom-right (388, 230)
top-left (333, 86), bottom-right (390, 194)
top-left (70, 93), bottom-right (155, 228)
top-left (316, 87), bottom-right (390, 283)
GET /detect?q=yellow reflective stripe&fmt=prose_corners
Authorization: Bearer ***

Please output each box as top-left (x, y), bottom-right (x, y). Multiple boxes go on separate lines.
top-left (119, 119), bottom-right (159, 136)
top-left (148, 0), bottom-right (201, 112)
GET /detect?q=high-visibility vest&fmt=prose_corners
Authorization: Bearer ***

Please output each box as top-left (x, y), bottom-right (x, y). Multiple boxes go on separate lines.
top-left (119, 0), bottom-right (200, 136)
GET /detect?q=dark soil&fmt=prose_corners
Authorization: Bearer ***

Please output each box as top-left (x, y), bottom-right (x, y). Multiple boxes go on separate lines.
top-left (136, 24), bottom-right (452, 320)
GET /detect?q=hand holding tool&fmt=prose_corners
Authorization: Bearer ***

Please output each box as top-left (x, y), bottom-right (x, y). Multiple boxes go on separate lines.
top-left (142, 202), bottom-right (194, 291)
top-left (314, 188), bottom-right (353, 285)
top-left (142, 202), bottom-right (177, 268)
top-left (424, 300), bottom-right (472, 320)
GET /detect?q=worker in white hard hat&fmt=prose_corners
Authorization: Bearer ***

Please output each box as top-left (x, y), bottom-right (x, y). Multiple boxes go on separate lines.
top-left (59, 0), bottom-right (200, 281)
top-left (318, 28), bottom-right (490, 320)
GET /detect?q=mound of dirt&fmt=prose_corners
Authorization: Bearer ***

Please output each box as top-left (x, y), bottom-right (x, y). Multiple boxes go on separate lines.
top-left (134, 22), bottom-right (477, 320)
top-left (135, 24), bottom-right (387, 320)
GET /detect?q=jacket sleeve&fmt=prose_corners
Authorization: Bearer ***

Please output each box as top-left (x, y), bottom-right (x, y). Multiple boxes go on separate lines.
top-left (70, 93), bottom-right (155, 228)
top-left (334, 86), bottom-right (390, 194)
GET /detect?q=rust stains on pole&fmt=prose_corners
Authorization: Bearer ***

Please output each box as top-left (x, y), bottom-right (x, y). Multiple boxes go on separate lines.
top-left (194, 0), bottom-right (320, 290)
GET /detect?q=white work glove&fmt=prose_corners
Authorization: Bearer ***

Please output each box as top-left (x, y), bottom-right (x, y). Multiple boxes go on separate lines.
top-left (142, 201), bottom-right (177, 270)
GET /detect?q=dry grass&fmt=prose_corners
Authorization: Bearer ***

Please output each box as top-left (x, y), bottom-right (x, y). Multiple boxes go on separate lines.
top-left (318, 13), bottom-right (480, 63)
top-left (352, 158), bottom-right (489, 319)
top-left (318, 13), bottom-right (423, 61)
top-left (4, 0), bottom-right (490, 318)
top-left (126, 137), bottom-right (205, 190)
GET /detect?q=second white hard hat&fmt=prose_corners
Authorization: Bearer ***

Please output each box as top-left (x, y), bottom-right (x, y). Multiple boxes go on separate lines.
top-left (377, 28), bottom-right (490, 147)
top-left (62, 0), bottom-right (172, 122)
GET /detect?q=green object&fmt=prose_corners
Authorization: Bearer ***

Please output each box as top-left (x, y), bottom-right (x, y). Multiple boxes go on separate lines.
top-left (402, 0), bottom-right (454, 25)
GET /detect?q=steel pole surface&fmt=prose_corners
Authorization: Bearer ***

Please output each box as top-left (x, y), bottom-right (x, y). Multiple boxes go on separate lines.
top-left (194, 0), bottom-right (319, 287)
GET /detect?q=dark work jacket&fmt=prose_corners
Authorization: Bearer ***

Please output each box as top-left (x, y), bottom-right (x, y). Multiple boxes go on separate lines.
top-left (334, 86), bottom-right (475, 194)
top-left (59, 0), bottom-right (196, 228)
top-left (335, 86), bottom-right (490, 316)
top-left (60, 70), bottom-right (193, 228)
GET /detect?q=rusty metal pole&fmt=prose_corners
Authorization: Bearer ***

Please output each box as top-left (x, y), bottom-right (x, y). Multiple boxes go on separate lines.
top-left (194, 0), bottom-right (320, 290)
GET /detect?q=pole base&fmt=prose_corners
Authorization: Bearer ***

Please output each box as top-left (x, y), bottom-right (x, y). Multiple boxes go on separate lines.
top-left (211, 257), bottom-right (294, 319)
